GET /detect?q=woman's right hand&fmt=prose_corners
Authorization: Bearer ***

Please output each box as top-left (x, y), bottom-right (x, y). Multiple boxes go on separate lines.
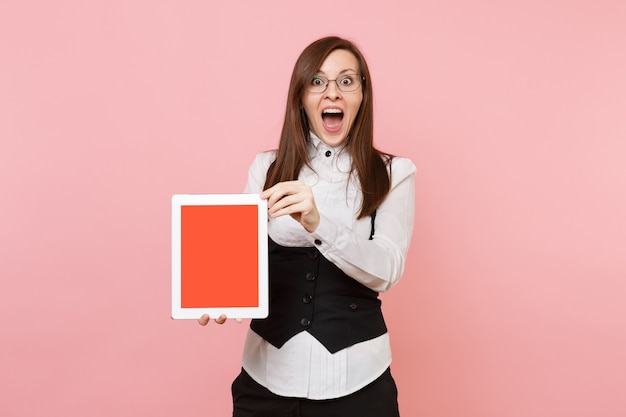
top-left (198, 314), bottom-right (226, 325)
top-left (197, 314), bottom-right (243, 325)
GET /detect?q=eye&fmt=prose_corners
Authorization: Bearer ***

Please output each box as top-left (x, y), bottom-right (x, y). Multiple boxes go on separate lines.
top-left (339, 75), bottom-right (355, 86)
top-left (311, 76), bottom-right (326, 86)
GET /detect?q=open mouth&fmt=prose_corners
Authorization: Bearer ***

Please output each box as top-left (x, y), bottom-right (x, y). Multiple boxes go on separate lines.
top-left (322, 108), bottom-right (344, 130)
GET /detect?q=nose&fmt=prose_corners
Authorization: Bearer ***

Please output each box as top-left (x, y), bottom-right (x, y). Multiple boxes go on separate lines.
top-left (324, 81), bottom-right (342, 100)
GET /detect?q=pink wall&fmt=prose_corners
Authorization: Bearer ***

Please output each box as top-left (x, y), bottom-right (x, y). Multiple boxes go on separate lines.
top-left (1, 1), bottom-right (625, 416)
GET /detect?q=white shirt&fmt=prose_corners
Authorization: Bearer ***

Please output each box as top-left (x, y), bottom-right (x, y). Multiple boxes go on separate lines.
top-left (242, 133), bottom-right (416, 399)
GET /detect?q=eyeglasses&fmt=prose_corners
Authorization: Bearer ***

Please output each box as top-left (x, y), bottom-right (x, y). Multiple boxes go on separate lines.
top-left (306, 74), bottom-right (364, 93)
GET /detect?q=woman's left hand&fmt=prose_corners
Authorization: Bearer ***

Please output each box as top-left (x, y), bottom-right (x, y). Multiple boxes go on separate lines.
top-left (260, 180), bottom-right (320, 232)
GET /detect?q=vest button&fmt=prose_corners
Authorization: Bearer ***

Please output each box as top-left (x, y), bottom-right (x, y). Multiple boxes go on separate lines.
top-left (349, 302), bottom-right (358, 311)
top-left (305, 272), bottom-right (316, 282)
top-left (308, 251), bottom-right (318, 259)
top-left (302, 294), bottom-right (313, 304)
top-left (300, 318), bottom-right (311, 327)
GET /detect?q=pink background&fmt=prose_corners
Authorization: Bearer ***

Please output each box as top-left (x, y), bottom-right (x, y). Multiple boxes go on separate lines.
top-left (1, 1), bottom-right (625, 416)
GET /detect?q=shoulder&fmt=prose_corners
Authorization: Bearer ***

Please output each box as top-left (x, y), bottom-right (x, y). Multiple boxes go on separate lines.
top-left (245, 151), bottom-right (278, 193)
top-left (250, 150), bottom-right (277, 171)
top-left (385, 156), bottom-right (416, 186)
top-left (388, 156), bottom-right (416, 174)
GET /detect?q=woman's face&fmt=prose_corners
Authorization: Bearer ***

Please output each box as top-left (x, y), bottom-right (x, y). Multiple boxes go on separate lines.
top-left (302, 49), bottom-right (363, 147)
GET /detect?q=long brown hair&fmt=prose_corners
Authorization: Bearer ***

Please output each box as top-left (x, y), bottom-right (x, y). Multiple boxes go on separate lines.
top-left (264, 36), bottom-right (392, 219)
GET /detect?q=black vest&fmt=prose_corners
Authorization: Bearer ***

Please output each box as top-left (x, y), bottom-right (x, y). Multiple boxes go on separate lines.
top-left (250, 237), bottom-right (387, 354)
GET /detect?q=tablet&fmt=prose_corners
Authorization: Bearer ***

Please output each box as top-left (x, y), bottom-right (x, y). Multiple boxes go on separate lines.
top-left (171, 194), bottom-right (268, 319)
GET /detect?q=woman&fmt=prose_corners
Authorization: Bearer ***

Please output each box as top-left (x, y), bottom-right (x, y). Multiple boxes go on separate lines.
top-left (199, 36), bottom-right (416, 417)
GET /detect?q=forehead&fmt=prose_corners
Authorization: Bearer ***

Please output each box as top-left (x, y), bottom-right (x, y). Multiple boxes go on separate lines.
top-left (318, 49), bottom-right (360, 75)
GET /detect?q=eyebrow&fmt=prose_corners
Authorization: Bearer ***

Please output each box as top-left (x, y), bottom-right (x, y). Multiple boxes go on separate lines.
top-left (316, 68), bottom-right (359, 76)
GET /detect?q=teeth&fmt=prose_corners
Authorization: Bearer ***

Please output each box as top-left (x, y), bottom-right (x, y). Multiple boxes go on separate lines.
top-left (323, 109), bottom-right (343, 114)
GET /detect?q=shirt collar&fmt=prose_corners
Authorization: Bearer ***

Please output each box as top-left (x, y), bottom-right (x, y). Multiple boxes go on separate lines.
top-left (307, 131), bottom-right (347, 157)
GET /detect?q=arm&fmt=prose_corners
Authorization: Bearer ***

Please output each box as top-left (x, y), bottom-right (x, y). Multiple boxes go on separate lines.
top-left (196, 152), bottom-right (275, 326)
top-left (311, 158), bottom-right (416, 292)
top-left (255, 153), bottom-right (416, 293)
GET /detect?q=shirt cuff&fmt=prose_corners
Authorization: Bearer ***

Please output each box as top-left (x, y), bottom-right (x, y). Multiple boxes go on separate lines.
top-left (310, 214), bottom-right (337, 251)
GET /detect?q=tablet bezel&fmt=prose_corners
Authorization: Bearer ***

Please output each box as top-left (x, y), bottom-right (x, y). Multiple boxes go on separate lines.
top-left (171, 193), bottom-right (268, 319)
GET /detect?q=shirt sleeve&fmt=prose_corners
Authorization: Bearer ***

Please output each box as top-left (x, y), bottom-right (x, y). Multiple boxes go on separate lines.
top-left (310, 157), bottom-right (417, 292)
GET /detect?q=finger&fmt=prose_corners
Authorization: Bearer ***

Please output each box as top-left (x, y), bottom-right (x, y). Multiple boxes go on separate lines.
top-left (260, 182), bottom-right (288, 201)
top-left (262, 181), bottom-right (304, 206)
top-left (214, 314), bottom-right (227, 325)
top-left (261, 180), bottom-right (300, 194)
top-left (270, 199), bottom-right (312, 218)
top-left (267, 193), bottom-right (301, 215)
top-left (263, 185), bottom-right (290, 208)
top-left (267, 185), bottom-right (314, 213)
top-left (198, 314), bottom-right (211, 326)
